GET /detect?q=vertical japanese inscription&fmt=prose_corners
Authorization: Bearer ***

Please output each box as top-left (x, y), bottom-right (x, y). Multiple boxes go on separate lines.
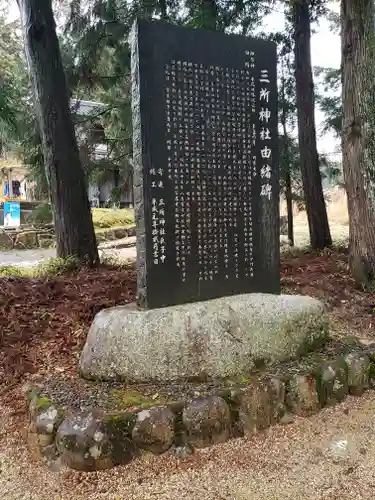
top-left (258, 69), bottom-right (273, 200)
top-left (164, 59), bottom-right (256, 282)
top-left (131, 20), bottom-right (278, 308)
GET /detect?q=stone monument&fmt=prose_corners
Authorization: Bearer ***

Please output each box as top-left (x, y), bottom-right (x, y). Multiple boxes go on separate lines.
top-left (131, 19), bottom-right (279, 308)
top-left (79, 20), bottom-right (328, 383)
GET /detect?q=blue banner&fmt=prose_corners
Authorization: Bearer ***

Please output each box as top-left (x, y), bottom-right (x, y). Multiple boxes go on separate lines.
top-left (4, 201), bottom-right (21, 227)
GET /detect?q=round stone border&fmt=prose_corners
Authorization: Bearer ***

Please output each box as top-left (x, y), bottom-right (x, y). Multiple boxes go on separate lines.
top-left (26, 345), bottom-right (375, 472)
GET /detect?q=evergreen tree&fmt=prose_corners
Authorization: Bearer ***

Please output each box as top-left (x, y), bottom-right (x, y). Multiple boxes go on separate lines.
top-left (17, 0), bottom-right (99, 265)
top-left (291, 0), bottom-right (332, 249)
top-left (341, 0), bottom-right (375, 287)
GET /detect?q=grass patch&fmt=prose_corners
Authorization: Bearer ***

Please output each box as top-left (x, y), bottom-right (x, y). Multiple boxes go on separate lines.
top-left (281, 238), bottom-right (349, 258)
top-left (0, 257), bottom-right (81, 278)
top-left (0, 255), bottom-right (135, 278)
top-left (91, 208), bottom-right (134, 229)
top-left (24, 204), bottom-right (134, 229)
top-left (108, 388), bottom-right (165, 410)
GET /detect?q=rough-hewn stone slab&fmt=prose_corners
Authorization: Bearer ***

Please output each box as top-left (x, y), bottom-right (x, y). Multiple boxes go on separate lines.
top-left (79, 293), bottom-right (328, 382)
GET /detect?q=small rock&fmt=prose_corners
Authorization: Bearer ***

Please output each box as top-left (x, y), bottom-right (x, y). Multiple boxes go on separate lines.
top-left (38, 237), bottom-right (55, 249)
top-left (324, 436), bottom-right (361, 466)
top-left (56, 410), bottom-right (135, 471)
top-left (316, 358), bottom-right (348, 406)
top-left (31, 428), bottom-right (54, 448)
top-left (0, 231), bottom-right (14, 249)
top-left (35, 405), bottom-right (63, 436)
top-left (113, 228), bottom-right (128, 239)
top-left (182, 396), bottom-right (231, 448)
top-left (27, 426), bottom-right (59, 463)
top-left (14, 231), bottom-right (38, 249)
top-left (345, 352), bottom-right (370, 395)
top-left (173, 444), bottom-right (194, 459)
top-left (132, 406), bottom-right (175, 454)
top-left (285, 374), bottom-right (320, 416)
top-left (234, 378), bottom-right (285, 435)
top-left (280, 413), bottom-right (295, 425)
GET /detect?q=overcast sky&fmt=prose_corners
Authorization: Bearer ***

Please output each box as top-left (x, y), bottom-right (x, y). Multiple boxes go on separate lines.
top-left (8, 0), bottom-right (341, 159)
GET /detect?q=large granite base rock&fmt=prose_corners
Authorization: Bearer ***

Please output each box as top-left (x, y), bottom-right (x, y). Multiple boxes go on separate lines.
top-left (79, 294), bottom-right (328, 383)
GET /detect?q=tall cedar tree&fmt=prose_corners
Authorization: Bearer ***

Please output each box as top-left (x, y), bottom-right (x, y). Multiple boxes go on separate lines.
top-left (293, 0), bottom-right (332, 249)
top-left (280, 67), bottom-right (294, 246)
top-left (341, 0), bottom-right (375, 287)
top-left (17, 0), bottom-right (99, 265)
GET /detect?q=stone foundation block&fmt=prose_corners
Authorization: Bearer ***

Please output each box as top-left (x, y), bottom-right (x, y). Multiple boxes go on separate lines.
top-left (80, 293), bottom-right (328, 382)
top-left (182, 396), bottom-right (231, 448)
top-left (132, 406), bottom-right (175, 454)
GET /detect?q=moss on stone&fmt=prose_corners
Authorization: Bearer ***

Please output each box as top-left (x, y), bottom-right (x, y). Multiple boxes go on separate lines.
top-left (296, 321), bottom-right (330, 358)
top-left (29, 392), bottom-right (54, 413)
top-left (367, 361), bottom-right (375, 383)
top-left (103, 412), bottom-right (138, 464)
top-left (104, 412), bottom-right (137, 436)
top-left (107, 389), bottom-right (165, 410)
top-left (232, 375), bottom-right (251, 385)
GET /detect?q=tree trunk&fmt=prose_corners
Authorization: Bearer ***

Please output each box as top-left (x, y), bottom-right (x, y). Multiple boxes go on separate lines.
top-left (158, 0), bottom-right (168, 20)
top-left (17, 0), bottom-right (99, 266)
top-left (341, 0), bottom-right (375, 287)
top-left (285, 169), bottom-right (294, 247)
top-left (199, 0), bottom-right (219, 30)
top-left (293, 0), bottom-right (332, 249)
top-left (280, 70), bottom-right (294, 247)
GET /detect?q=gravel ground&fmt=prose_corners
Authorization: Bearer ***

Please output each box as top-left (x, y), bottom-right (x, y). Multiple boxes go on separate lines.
top-left (2, 392), bottom-right (375, 500)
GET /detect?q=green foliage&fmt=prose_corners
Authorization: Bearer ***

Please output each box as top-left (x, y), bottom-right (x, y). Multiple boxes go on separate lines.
top-left (319, 154), bottom-right (343, 186)
top-left (0, 16), bottom-right (30, 156)
top-left (184, 0), bottom-right (267, 32)
top-left (24, 203), bottom-right (133, 228)
top-left (314, 66), bottom-right (342, 137)
top-left (279, 133), bottom-right (303, 195)
top-left (91, 207), bottom-right (134, 228)
top-left (0, 253), bottom-right (135, 278)
top-left (0, 12), bottom-right (48, 197)
top-left (1, 0), bottom-right (339, 215)
top-left (108, 388), bottom-right (164, 409)
top-left (59, 0), bottom-right (268, 200)
top-left (0, 256), bottom-right (81, 278)
top-left (26, 202), bottom-right (53, 224)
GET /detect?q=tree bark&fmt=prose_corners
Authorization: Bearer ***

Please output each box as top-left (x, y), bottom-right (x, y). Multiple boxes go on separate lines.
top-left (199, 0), bottom-right (219, 30)
top-left (293, 0), bottom-right (332, 249)
top-left (285, 168), bottom-right (294, 247)
top-left (17, 0), bottom-right (99, 266)
top-left (158, 0), bottom-right (168, 20)
top-left (281, 121), bottom-right (294, 247)
top-left (280, 70), bottom-right (294, 247)
top-left (341, 0), bottom-right (375, 287)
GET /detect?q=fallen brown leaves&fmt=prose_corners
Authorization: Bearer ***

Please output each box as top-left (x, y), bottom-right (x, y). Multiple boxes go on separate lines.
top-left (1, 248), bottom-right (375, 413)
top-left (0, 265), bottom-right (136, 398)
top-left (281, 248), bottom-right (375, 339)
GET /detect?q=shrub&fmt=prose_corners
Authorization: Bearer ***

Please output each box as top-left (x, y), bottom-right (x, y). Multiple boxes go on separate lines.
top-left (91, 208), bottom-right (134, 229)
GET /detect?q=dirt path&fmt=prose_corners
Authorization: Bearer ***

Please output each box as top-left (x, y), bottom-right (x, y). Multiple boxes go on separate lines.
top-left (1, 392), bottom-right (375, 500)
top-left (0, 244), bottom-right (136, 268)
